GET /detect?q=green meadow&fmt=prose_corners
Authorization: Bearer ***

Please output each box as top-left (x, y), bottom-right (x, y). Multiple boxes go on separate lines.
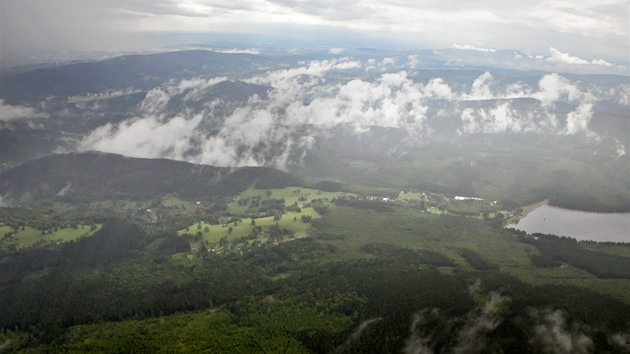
top-left (176, 186), bottom-right (352, 250)
top-left (226, 186), bottom-right (352, 214)
top-left (178, 207), bottom-right (320, 245)
top-left (0, 224), bottom-right (102, 250)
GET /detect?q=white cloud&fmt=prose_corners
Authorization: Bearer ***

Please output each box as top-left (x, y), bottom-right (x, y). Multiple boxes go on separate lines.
top-left (382, 57), bottom-right (396, 66)
top-left (423, 78), bottom-right (454, 100)
top-left (614, 139), bottom-right (626, 160)
top-left (453, 43), bottom-right (496, 52)
top-left (77, 58), bottom-right (623, 167)
top-left (615, 84), bottom-right (630, 106)
top-left (465, 72), bottom-right (495, 100)
top-left (174, 76), bottom-right (229, 101)
top-left (547, 47), bottom-right (613, 66)
top-left (564, 103), bottom-right (593, 135)
top-left (140, 88), bottom-right (171, 114)
top-left (328, 47), bottom-right (344, 54)
top-left (533, 73), bottom-right (593, 105)
top-left (407, 54), bottom-right (420, 68)
top-left (2, 0), bottom-right (628, 65)
top-left (530, 309), bottom-right (593, 354)
top-left (460, 102), bottom-right (553, 134)
top-left (610, 332), bottom-right (630, 351)
top-left (0, 100), bottom-right (47, 122)
top-left (403, 288), bottom-right (509, 354)
top-left (212, 48), bottom-right (260, 54)
top-left (284, 70), bottom-right (428, 133)
top-left (79, 113), bottom-right (203, 159)
top-left (247, 58), bottom-right (361, 91)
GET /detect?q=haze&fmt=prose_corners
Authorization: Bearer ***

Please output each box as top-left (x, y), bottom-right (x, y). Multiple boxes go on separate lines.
top-left (1, 0), bottom-right (628, 64)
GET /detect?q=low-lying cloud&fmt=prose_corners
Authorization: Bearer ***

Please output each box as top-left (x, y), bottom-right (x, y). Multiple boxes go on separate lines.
top-left (453, 43), bottom-right (496, 53)
top-left (80, 113), bottom-right (203, 161)
top-left (403, 290), bottom-right (510, 354)
top-left (333, 317), bottom-right (382, 353)
top-left (530, 309), bottom-right (593, 354)
top-left (401, 280), bottom-right (630, 353)
top-left (76, 57), bottom-right (626, 168)
top-left (547, 47), bottom-right (613, 67)
top-left (0, 100), bottom-right (47, 122)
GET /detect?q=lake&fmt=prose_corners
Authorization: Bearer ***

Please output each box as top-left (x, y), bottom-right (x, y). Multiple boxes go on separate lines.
top-left (507, 204), bottom-right (630, 243)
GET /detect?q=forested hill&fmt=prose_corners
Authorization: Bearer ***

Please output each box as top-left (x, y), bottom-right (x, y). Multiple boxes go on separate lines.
top-left (0, 152), bottom-right (301, 202)
top-left (0, 50), bottom-right (274, 103)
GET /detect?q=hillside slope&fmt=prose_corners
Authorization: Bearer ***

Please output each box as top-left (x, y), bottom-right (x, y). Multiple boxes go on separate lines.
top-left (0, 152), bottom-right (301, 203)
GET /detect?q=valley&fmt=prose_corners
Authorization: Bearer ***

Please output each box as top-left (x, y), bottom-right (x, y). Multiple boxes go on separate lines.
top-left (1, 152), bottom-right (629, 352)
top-left (0, 48), bottom-right (629, 352)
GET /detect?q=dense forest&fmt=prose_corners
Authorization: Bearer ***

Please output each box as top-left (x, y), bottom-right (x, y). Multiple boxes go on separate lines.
top-left (1, 175), bottom-right (630, 352)
top-left (0, 152), bottom-right (301, 202)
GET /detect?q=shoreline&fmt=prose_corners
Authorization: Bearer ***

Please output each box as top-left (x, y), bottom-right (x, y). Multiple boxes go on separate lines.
top-left (520, 199), bottom-right (549, 216)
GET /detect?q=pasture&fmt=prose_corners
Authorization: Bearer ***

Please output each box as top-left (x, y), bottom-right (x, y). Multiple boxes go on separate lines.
top-left (0, 224), bottom-right (102, 250)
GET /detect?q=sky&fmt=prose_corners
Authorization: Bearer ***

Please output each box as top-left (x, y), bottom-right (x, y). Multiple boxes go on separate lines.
top-left (1, 0), bottom-right (629, 63)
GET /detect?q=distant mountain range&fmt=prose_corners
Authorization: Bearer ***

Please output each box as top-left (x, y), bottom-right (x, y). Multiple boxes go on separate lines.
top-left (0, 50), bottom-right (275, 104)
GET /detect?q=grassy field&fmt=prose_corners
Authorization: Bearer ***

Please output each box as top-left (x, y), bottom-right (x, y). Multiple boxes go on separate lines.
top-left (176, 185), bottom-right (350, 250)
top-left (227, 185), bottom-right (352, 214)
top-left (179, 207), bottom-right (320, 245)
top-left (0, 224), bottom-right (102, 250)
top-left (397, 191), bottom-right (424, 200)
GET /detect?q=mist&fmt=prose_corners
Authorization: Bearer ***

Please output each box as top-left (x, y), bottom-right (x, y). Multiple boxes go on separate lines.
top-left (73, 57), bottom-right (628, 168)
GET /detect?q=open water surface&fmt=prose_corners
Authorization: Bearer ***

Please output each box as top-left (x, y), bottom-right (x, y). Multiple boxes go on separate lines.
top-left (507, 204), bottom-right (630, 243)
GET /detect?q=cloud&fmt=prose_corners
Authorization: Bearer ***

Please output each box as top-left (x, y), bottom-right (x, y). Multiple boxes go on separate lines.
top-left (529, 309), bottom-right (593, 354)
top-left (382, 57), bottom-right (396, 66)
top-left (614, 139), bottom-right (627, 160)
top-left (328, 47), bottom-right (345, 54)
top-left (533, 73), bottom-right (594, 105)
top-left (406, 55), bottom-right (420, 68)
top-left (465, 71), bottom-right (495, 100)
top-left (452, 292), bottom-right (509, 354)
top-left (453, 71), bottom-right (607, 136)
top-left (76, 57), bottom-right (625, 167)
top-left (453, 43), bottom-right (496, 52)
top-left (56, 183), bottom-right (72, 197)
top-left (140, 88), bottom-right (171, 114)
top-left (79, 113), bottom-right (203, 160)
top-left (78, 60), bottom-right (431, 167)
top-left (460, 102), bottom-right (537, 134)
top-left (613, 84), bottom-right (630, 106)
top-left (68, 88), bottom-right (142, 104)
top-left (525, 1), bottom-right (627, 38)
top-left (403, 288), bottom-right (510, 354)
top-left (333, 318), bottom-right (382, 353)
top-left (284, 70), bottom-right (429, 133)
top-left (564, 103), bottom-right (593, 135)
top-left (0, 100), bottom-right (47, 122)
top-left (610, 332), bottom-right (630, 351)
top-left (0, 0), bottom-right (157, 53)
top-left (212, 48), bottom-right (260, 54)
top-left (547, 47), bottom-right (613, 66)
top-left (403, 309), bottom-right (441, 354)
top-left (2, 0), bottom-right (628, 65)
top-left (423, 78), bottom-right (454, 100)
top-left (247, 57), bottom-right (361, 91)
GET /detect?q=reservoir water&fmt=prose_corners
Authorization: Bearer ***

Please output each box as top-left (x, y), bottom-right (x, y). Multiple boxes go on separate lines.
top-left (507, 204), bottom-right (630, 243)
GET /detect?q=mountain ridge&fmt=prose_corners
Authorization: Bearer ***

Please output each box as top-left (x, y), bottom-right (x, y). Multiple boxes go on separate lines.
top-left (0, 151), bottom-right (301, 204)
